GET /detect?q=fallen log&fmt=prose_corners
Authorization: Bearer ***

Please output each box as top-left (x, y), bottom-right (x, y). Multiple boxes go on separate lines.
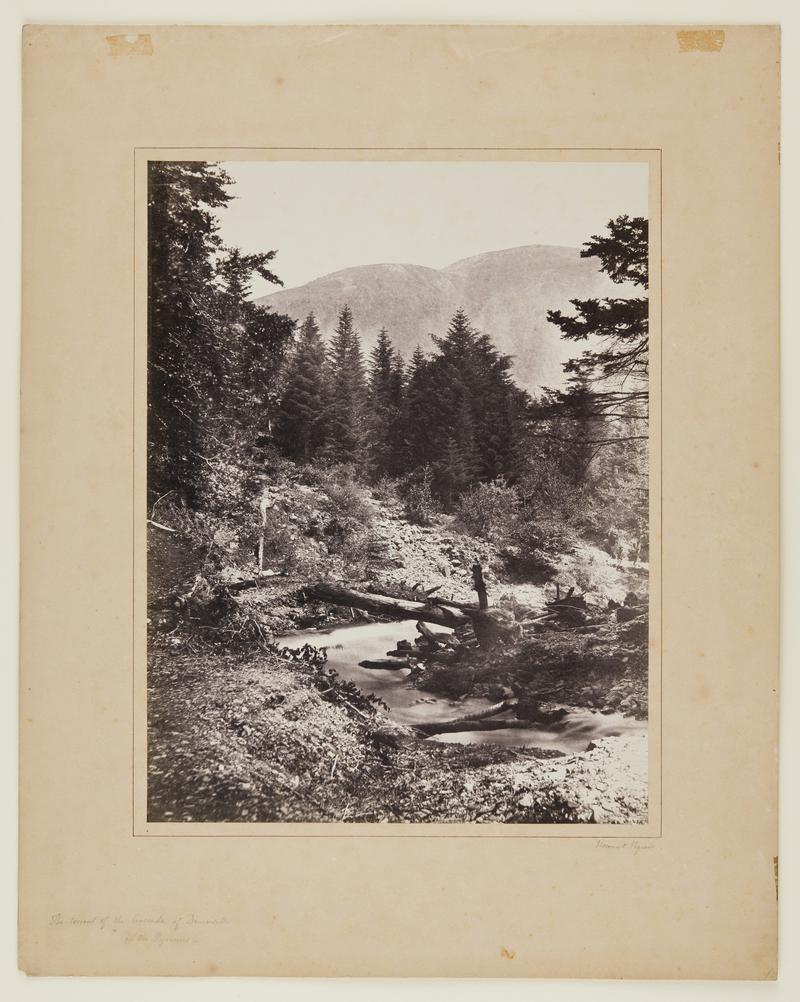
top-left (224, 572), bottom-right (286, 594)
top-left (544, 602), bottom-right (587, 626)
top-left (428, 597), bottom-right (480, 613)
top-left (417, 718), bottom-right (535, 735)
top-left (416, 621), bottom-right (453, 645)
top-left (414, 697), bottom-right (518, 736)
top-left (359, 658), bottom-right (411, 671)
top-left (147, 518), bottom-right (180, 534)
top-left (307, 583), bottom-right (469, 627)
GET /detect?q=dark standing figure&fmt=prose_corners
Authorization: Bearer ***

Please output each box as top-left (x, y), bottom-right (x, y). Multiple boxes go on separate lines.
top-left (471, 561), bottom-right (489, 610)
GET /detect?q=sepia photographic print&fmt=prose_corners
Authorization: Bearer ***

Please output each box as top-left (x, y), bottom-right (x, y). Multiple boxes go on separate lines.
top-left (145, 155), bottom-right (655, 826)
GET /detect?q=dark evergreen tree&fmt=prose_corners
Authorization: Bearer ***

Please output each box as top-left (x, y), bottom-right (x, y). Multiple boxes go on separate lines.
top-left (369, 328), bottom-right (394, 396)
top-left (421, 309), bottom-right (527, 504)
top-left (148, 161), bottom-right (232, 502)
top-left (215, 247), bottom-right (295, 443)
top-left (553, 377), bottom-right (603, 484)
top-left (546, 215), bottom-right (649, 435)
top-left (147, 161), bottom-right (291, 504)
top-left (524, 214), bottom-right (650, 539)
top-left (436, 434), bottom-right (475, 509)
top-left (367, 328), bottom-right (406, 477)
top-left (274, 313), bottom-right (328, 461)
top-left (385, 355), bottom-right (407, 476)
top-left (323, 305), bottom-right (368, 465)
top-left (401, 346), bottom-right (437, 472)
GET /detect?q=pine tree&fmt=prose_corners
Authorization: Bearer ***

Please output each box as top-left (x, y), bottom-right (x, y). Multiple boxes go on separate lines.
top-left (367, 328), bottom-right (406, 477)
top-left (385, 355), bottom-right (407, 476)
top-left (147, 161), bottom-right (291, 504)
top-left (422, 310), bottom-right (525, 503)
top-left (436, 434), bottom-right (475, 509)
top-left (546, 215), bottom-right (649, 434)
top-left (528, 214), bottom-right (649, 523)
top-left (215, 247), bottom-right (295, 446)
top-left (401, 346), bottom-right (437, 472)
top-left (369, 328), bottom-right (395, 397)
top-left (274, 313), bottom-right (328, 461)
top-left (324, 306), bottom-right (368, 466)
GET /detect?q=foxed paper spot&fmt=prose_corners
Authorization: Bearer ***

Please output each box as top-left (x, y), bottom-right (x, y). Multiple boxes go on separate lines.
top-left (677, 30), bottom-right (725, 53)
top-left (500, 947), bottom-right (516, 960)
top-left (106, 33), bottom-right (153, 56)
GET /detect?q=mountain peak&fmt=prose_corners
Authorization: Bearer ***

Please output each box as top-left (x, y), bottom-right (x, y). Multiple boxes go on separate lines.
top-left (257, 245), bottom-right (618, 391)
top-left (444, 243), bottom-right (581, 273)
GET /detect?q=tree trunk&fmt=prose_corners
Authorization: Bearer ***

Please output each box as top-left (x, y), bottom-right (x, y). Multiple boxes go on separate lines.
top-left (416, 621), bottom-right (453, 644)
top-left (414, 697), bottom-right (519, 735)
top-left (358, 658), bottom-right (410, 670)
top-left (471, 561), bottom-right (489, 610)
top-left (417, 718), bottom-right (535, 735)
top-left (307, 583), bottom-right (469, 627)
top-left (257, 496), bottom-right (274, 574)
top-left (428, 597), bottom-right (480, 613)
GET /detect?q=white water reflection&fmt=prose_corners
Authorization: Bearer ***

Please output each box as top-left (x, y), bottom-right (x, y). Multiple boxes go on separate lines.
top-left (281, 619), bottom-right (646, 753)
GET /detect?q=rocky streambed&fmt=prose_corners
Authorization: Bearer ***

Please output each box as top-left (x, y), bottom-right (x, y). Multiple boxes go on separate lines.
top-left (281, 618), bottom-right (647, 754)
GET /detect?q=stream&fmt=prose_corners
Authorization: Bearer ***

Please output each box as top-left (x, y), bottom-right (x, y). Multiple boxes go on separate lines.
top-left (281, 619), bottom-right (646, 754)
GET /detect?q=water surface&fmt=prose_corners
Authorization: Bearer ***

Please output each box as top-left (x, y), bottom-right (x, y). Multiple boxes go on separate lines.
top-left (281, 619), bottom-right (645, 753)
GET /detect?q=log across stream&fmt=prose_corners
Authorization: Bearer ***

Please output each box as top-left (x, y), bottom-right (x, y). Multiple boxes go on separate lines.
top-left (280, 620), bottom-right (646, 753)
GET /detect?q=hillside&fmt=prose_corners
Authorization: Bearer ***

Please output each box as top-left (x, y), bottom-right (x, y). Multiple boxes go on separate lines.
top-left (257, 244), bottom-right (623, 390)
top-left (148, 470), bottom-right (648, 824)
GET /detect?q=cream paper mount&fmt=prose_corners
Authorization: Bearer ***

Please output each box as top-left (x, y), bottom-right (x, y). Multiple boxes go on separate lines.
top-left (20, 24), bottom-right (779, 978)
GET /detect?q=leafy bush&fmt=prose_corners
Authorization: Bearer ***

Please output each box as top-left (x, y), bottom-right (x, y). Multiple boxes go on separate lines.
top-left (455, 478), bottom-right (520, 541)
top-left (322, 479), bottom-right (375, 527)
top-left (401, 468), bottom-right (436, 526)
top-left (331, 526), bottom-right (384, 580)
top-left (301, 461), bottom-right (359, 490)
top-left (370, 476), bottom-right (400, 507)
top-left (510, 509), bottom-right (579, 556)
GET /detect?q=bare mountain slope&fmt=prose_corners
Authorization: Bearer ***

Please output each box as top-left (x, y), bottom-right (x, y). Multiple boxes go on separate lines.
top-left (257, 245), bottom-right (622, 391)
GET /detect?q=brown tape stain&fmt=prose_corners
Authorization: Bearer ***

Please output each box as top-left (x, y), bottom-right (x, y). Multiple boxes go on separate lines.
top-left (677, 30), bottom-right (725, 53)
top-left (106, 33), bottom-right (153, 57)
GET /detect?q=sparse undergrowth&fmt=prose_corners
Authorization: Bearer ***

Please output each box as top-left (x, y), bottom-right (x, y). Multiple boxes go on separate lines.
top-left (147, 461), bottom-right (648, 825)
top-left (147, 648), bottom-right (646, 824)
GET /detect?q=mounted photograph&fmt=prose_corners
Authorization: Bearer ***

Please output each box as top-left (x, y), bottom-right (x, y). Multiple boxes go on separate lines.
top-left (144, 156), bottom-right (654, 825)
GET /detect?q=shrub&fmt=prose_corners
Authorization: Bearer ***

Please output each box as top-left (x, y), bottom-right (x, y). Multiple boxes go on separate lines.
top-left (322, 479), bottom-right (375, 527)
top-left (332, 526), bottom-right (383, 579)
top-left (402, 469), bottom-right (436, 526)
top-left (302, 461), bottom-right (359, 490)
top-left (455, 478), bottom-right (520, 541)
top-left (510, 510), bottom-right (579, 557)
top-left (370, 476), bottom-right (400, 507)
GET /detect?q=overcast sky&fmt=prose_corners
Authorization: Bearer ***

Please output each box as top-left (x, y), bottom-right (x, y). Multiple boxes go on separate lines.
top-left (214, 160), bottom-right (649, 297)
